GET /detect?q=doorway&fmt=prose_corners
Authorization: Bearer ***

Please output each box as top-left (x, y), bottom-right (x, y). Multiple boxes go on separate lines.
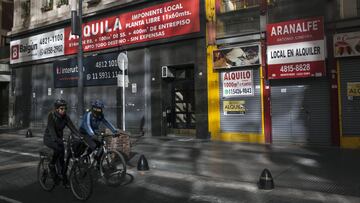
top-left (0, 82), bottom-right (9, 126)
top-left (165, 65), bottom-right (196, 136)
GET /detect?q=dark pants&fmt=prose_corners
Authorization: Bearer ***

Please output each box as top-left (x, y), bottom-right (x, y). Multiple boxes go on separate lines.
top-left (44, 137), bottom-right (65, 177)
top-left (81, 134), bottom-right (102, 160)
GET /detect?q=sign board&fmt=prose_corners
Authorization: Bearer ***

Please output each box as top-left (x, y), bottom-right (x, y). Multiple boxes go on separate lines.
top-left (10, 28), bottom-right (65, 64)
top-left (334, 31), bottom-right (360, 58)
top-left (10, 0), bottom-right (200, 64)
top-left (266, 17), bottom-right (326, 79)
top-left (64, 0), bottom-right (200, 55)
top-left (222, 69), bottom-right (254, 97)
top-left (223, 100), bottom-right (246, 115)
top-left (54, 52), bottom-right (127, 88)
top-left (213, 44), bottom-right (260, 69)
top-left (347, 82), bottom-right (360, 97)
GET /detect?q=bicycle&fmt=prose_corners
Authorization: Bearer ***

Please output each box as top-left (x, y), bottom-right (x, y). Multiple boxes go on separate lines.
top-left (37, 135), bottom-right (93, 201)
top-left (80, 133), bottom-right (127, 187)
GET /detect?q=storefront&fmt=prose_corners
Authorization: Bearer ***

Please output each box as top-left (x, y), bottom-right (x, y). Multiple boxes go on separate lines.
top-left (334, 31), bottom-right (360, 148)
top-left (267, 17), bottom-right (331, 146)
top-left (10, 0), bottom-right (208, 138)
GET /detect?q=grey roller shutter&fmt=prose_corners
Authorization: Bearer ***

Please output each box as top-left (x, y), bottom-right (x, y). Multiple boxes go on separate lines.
top-left (339, 58), bottom-right (360, 136)
top-left (219, 67), bottom-right (262, 133)
top-left (271, 78), bottom-right (331, 146)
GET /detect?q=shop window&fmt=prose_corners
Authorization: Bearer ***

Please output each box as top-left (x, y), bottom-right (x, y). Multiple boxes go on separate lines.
top-left (41, 0), bottom-right (53, 12)
top-left (216, 0), bottom-right (275, 37)
top-left (56, 0), bottom-right (68, 8)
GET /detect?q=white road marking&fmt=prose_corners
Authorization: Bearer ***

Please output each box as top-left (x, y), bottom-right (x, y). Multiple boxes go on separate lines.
top-left (0, 195), bottom-right (22, 203)
top-left (0, 161), bottom-right (38, 171)
top-left (0, 148), bottom-right (38, 158)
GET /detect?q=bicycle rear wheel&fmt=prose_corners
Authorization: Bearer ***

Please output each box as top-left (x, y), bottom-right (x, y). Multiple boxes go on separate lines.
top-left (69, 161), bottom-right (93, 201)
top-left (37, 158), bottom-right (55, 191)
top-left (100, 150), bottom-right (126, 187)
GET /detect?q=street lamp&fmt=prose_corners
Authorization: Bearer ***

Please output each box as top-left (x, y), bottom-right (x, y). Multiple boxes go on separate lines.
top-left (70, 0), bottom-right (84, 122)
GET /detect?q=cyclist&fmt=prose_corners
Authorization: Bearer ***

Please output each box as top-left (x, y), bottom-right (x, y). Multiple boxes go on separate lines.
top-left (43, 99), bottom-right (82, 187)
top-left (79, 100), bottom-right (118, 160)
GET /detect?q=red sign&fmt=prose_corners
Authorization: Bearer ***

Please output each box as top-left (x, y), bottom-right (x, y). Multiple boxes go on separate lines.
top-left (267, 17), bottom-right (324, 45)
top-left (64, 0), bottom-right (200, 55)
top-left (266, 17), bottom-right (326, 79)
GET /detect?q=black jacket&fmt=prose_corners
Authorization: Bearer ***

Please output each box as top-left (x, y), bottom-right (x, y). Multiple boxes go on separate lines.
top-left (44, 111), bottom-right (80, 144)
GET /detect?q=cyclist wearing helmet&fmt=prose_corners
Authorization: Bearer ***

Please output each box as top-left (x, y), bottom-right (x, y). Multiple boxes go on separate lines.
top-left (79, 99), bottom-right (117, 155)
top-left (43, 99), bottom-right (81, 187)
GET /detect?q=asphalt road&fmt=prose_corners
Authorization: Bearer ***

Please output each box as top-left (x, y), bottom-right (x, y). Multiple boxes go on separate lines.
top-left (1, 133), bottom-right (360, 203)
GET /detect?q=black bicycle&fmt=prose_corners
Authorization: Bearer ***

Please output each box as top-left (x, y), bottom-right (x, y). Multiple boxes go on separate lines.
top-left (37, 135), bottom-right (93, 201)
top-left (81, 133), bottom-right (127, 187)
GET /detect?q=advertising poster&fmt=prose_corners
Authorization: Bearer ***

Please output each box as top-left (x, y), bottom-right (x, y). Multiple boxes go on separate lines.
top-left (347, 82), bottom-right (360, 97)
top-left (334, 31), bottom-right (360, 58)
top-left (223, 100), bottom-right (246, 115)
top-left (213, 44), bottom-right (260, 69)
top-left (10, 28), bottom-right (65, 64)
top-left (64, 0), bottom-right (200, 55)
top-left (53, 52), bottom-right (127, 88)
top-left (222, 69), bottom-right (254, 97)
top-left (266, 17), bottom-right (326, 79)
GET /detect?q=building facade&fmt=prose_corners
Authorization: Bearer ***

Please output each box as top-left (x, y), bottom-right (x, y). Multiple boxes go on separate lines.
top-left (9, 0), bottom-right (208, 138)
top-left (8, 0), bottom-right (360, 148)
top-left (206, 0), bottom-right (360, 148)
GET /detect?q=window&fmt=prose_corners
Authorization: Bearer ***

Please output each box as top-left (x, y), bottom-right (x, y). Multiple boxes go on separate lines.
top-left (2, 1), bottom-right (13, 30)
top-left (358, 0), bottom-right (360, 16)
top-left (56, 0), bottom-right (68, 7)
top-left (41, 0), bottom-right (53, 12)
top-left (216, 0), bottom-right (264, 37)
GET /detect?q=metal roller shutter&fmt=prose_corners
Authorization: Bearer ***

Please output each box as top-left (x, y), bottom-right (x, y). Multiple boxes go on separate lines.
top-left (339, 58), bottom-right (360, 136)
top-left (219, 67), bottom-right (262, 133)
top-left (271, 78), bottom-right (331, 146)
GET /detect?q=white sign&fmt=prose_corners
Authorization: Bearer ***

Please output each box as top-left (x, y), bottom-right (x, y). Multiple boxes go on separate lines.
top-left (10, 28), bottom-right (65, 64)
top-left (334, 31), bottom-right (360, 57)
top-left (267, 40), bottom-right (325, 65)
top-left (222, 70), bottom-right (254, 97)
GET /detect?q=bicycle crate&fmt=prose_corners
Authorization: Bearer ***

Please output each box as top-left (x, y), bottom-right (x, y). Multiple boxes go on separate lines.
top-left (106, 131), bottom-right (131, 159)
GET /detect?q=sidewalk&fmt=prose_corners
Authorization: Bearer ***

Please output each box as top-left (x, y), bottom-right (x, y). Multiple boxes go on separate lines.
top-left (1, 131), bottom-right (360, 202)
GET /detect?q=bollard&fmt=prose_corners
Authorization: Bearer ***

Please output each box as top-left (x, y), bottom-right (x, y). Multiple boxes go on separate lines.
top-left (137, 154), bottom-right (149, 171)
top-left (26, 129), bottom-right (33, 138)
top-left (258, 168), bottom-right (274, 190)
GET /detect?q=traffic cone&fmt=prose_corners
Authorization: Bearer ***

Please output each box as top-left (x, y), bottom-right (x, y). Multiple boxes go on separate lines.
top-left (258, 168), bottom-right (274, 190)
top-left (26, 129), bottom-right (33, 138)
top-left (137, 154), bottom-right (149, 171)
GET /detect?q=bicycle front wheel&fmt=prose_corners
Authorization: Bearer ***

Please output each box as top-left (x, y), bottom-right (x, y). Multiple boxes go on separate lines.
top-left (69, 161), bottom-right (93, 201)
top-left (100, 150), bottom-right (126, 187)
top-left (37, 158), bottom-right (55, 191)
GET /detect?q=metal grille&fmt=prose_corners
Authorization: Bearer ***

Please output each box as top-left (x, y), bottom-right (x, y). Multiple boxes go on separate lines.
top-left (219, 67), bottom-right (262, 133)
top-left (270, 78), bottom-right (331, 145)
top-left (339, 58), bottom-right (360, 136)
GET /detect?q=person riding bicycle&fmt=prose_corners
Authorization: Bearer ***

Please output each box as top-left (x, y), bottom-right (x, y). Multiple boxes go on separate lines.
top-left (79, 99), bottom-right (118, 161)
top-left (43, 99), bottom-right (82, 187)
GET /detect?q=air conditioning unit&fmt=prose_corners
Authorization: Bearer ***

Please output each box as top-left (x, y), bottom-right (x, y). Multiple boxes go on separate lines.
top-left (161, 66), bottom-right (174, 78)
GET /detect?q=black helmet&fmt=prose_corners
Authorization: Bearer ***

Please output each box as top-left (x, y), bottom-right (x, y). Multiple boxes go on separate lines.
top-left (54, 99), bottom-right (67, 109)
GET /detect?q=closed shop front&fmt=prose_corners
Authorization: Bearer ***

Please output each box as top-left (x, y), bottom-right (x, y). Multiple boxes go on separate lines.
top-left (334, 31), bottom-right (360, 148)
top-left (270, 78), bottom-right (331, 145)
top-left (267, 16), bottom-right (331, 145)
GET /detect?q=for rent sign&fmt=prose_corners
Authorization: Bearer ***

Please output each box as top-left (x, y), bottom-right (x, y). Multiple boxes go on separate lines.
top-left (222, 70), bottom-right (254, 97)
top-left (64, 0), bottom-right (200, 55)
top-left (267, 17), bottom-right (326, 79)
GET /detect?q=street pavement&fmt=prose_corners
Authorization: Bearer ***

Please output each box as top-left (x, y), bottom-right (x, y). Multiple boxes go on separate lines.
top-left (0, 131), bottom-right (360, 203)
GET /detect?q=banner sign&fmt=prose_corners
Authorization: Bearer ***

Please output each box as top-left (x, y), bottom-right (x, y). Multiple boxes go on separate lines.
top-left (64, 0), bottom-right (200, 55)
top-left (334, 31), bottom-right (360, 58)
top-left (266, 17), bottom-right (326, 79)
top-left (54, 52), bottom-right (126, 88)
top-left (223, 100), bottom-right (246, 115)
top-left (222, 69), bottom-right (254, 97)
top-left (347, 82), bottom-right (360, 97)
top-left (11, 0), bottom-right (200, 64)
top-left (213, 44), bottom-right (260, 69)
top-left (10, 28), bottom-right (65, 64)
